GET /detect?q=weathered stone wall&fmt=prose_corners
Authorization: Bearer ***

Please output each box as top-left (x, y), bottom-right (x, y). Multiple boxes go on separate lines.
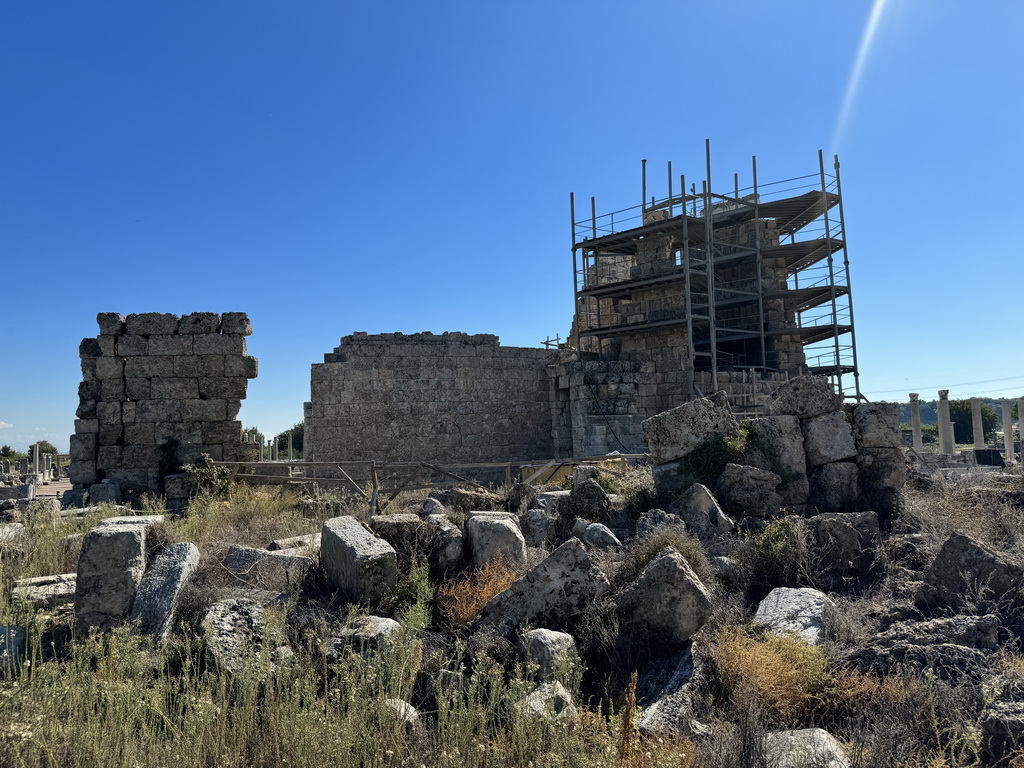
top-left (304, 332), bottom-right (556, 463)
top-left (70, 312), bottom-right (257, 497)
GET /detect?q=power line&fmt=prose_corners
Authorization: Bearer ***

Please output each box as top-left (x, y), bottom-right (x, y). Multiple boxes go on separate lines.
top-left (866, 374), bottom-right (1024, 396)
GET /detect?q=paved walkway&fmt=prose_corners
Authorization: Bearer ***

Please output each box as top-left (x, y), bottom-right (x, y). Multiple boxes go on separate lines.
top-left (34, 477), bottom-right (72, 500)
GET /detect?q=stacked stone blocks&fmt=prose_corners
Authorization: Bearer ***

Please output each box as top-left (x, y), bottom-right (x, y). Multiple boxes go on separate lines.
top-left (71, 312), bottom-right (257, 495)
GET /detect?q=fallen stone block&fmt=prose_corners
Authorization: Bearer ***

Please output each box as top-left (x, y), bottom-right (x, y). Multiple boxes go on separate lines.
top-left (515, 681), bottom-right (578, 724)
top-left (714, 463), bottom-right (781, 519)
top-left (674, 483), bottom-right (734, 537)
top-left (75, 523), bottom-right (148, 629)
top-left (466, 514), bottom-right (527, 570)
top-left (224, 545), bottom-right (312, 592)
top-left (763, 728), bottom-right (850, 768)
top-left (202, 597), bottom-right (283, 675)
top-left (641, 392), bottom-right (738, 464)
top-left (97, 514), bottom-right (165, 528)
top-left (321, 516), bottom-right (398, 603)
top-left (767, 376), bottom-right (843, 419)
top-left (634, 508), bottom-right (688, 540)
top-left (129, 542), bottom-right (200, 640)
top-left (12, 573), bottom-right (77, 609)
top-left (802, 411), bottom-right (857, 468)
top-left (521, 507), bottom-right (558, 548)
top-left (424, 514), bottom-right (466, 580)
top-left (753, 587), bottom-right (835, 646)
top-left (572, 519), bottom-right (621, 548)
top-left (916, 533), bottom-right (1024, 613)
top-left (475, 538), bottom-right (609, 635)
top-left (615, 547), bottom-right (712, 646)
top-left (808, 462), bottom-right (860, 513)
top-left (518, 628), bottom-right (579, 683)
top-left (268, 532), bottom-right (321, 552)
top-left (327, 615), bottom-right (403, 660)
top-left (370, 513), bottom-right (434, 569)
top-left (742, 415), bottom-right (809, 505)
top-left (806, 511), bottom-right (880, 588)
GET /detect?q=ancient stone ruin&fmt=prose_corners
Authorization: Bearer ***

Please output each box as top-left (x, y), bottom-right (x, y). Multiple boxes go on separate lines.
top-left (69, 312), bottom-right (257, 503)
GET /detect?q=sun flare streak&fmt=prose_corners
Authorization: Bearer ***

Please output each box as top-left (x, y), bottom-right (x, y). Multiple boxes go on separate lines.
top-left (834, 0), bottom-right (890, 149)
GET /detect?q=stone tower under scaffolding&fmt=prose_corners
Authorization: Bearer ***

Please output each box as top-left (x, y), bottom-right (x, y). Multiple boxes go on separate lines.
top-left (551, 143), bottom-right (861, 456)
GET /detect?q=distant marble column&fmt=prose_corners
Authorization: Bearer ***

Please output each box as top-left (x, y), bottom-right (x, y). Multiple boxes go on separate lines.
top-left (971, 397), bottom-right (986, 448)
top-left (1003, 400), bottom-right (1015, 464)
top-left (287, 432), bottom-right (293, 461)
top-left (909, 393), bottom-right (924, 452)
top-left (938, 390), bottom-right (955, 454)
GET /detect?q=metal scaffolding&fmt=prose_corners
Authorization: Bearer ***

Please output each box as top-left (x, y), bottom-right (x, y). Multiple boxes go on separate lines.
top-left (570, 142), bottom-right (862, 400)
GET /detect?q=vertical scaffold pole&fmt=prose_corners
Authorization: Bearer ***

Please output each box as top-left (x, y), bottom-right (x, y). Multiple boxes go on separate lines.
top-left (833, 154), bottom-right (863, 399)
top-left (704, 139), bottom-right (718, 393)
top-left (818, 149), bottom-right (843, 398)
top-left (752, 155), bottom-right (767, 370)
top-left (570, 192), bottom-right (581, 352)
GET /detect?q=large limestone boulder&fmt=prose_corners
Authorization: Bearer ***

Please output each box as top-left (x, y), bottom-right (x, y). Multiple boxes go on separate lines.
top-left (641, 392), bottom-right (738, 464)
top-left (518, 628), bottom-right (579, 682)
top-left (424, 514), bottom-right (466, 579)
top-left (634, 508), bottom-right (689, 540)
top-left (742, 415), bottom-right (809, 505)
top-left (916, 533), bottom-right (1024, 613)
top-left (802, 411), bottom-right (857, 468)
top-left (753, 587), bottom-right (835, 645)
top-left (805, 511), bottom-right (880, 589)
top-left (521, 507), bottom-right (559, 548)
top-left (466, 513), bottom-right (527, 570)
top-left (475, 538), bottom-right (609, 635)
top-left (223, 545), bottom-right (313, 593)
top-left (714, 463), bottom-right (781, 518)
top-left (321, 516), bottom-right (398, 603)
top-left (615, 547), bottom-right (712, 645)
top-left (568, 479), bottom-right (612, 524)
top-left (75, 523), bottom-right (148, 629)
top-left (673, 483), bottom-right (734, 538)
top-left (130, 542), bottom-right (199, 641)
top-left (767, 376), bottom-right (842, 419)
top-left (808, 462), bottom-right (860, 513)
top-left (850, 402), bottom-right (903, 449)
top-left (763, 728), bottom-right (850, 768)
top-left (369, 513), bottom-right (432, 569)
top-left (327, 615), bottom-right (403, 660)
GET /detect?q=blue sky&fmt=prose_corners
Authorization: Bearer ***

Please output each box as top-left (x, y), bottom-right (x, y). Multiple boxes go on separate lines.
top-left (2, 1), bottom-right (1022, 451)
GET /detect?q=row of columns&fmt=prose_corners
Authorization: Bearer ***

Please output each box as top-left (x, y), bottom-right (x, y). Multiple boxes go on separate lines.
top-left (241, 431), bottom-right (295, 462)
top-left (909, 391), bottom-right (1021, 459)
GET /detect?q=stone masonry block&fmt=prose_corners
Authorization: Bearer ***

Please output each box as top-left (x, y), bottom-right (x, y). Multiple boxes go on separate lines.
top-left (96, 335), bottom-right (116, 356)
top-left (150, 378), bottom-right (200, 399)
top-left (154, 422), bottom-right (202, 445)
top-left (122, 402), bottom-right (136, 424)
top-left (75, 418), bottom-right (99, 434)
top-left (100, 379), bottom-right (126, 402)
top-left (104, 468), bottom-right (151, 491)
top-left (224, 355), bottom-right (258, 378)
top-left (149, 334), bottom-right (194, 356)
top-left (173, 355), bottom-right (225, 378)
top-left (226, 400), bottom-right (242, 419)
top-left (116, 334), bottom-right (148, 356)
top-left (182, 399), bottom-right (228, 422)
top-left (221, 312), bottom-right (253, 336)
top-left (96, 446), bottom-right (122, 471)
top-left (125, 378), bottom-right (151, 400)
top-left (135, 400), bottom-right (182, 423)
top-left (75, 524), bottom-right (147, 629)
top-left (851, 403), bottom-right (903, 449)
top-left (98, 425), bottom-right (124, 446)
top-left (194, 334), bottom-right (245, 356)
top-left (122, 446), bottom-right (162, 468)
top-left (802, 411), bottom-right (857, 468)
top-left (202, 420), bottom-right (242, 444)
top-left (69, 433), bottom-right (98, 462)
top-left (96, 401), bottom-right (123, 425)
top-left (80, 358), bottom-right (98, 383)
top-left (69, 460), bottom-right (98, 487)
top-left (124, 423), bottom-right (156, 445)
top-left (79, 338), bottom-right (101, 358)
top-left (95, 357), bottom-right (125, 381)
top-left (125, 356), bottom-right (175, 379)
top-left (198, 378), bottom-right (248, 400)
top-left (97, 312), bottom-right (126, 335)
top-left (321, 516), bottom-right (397, 602)
top-left (178, 312), bottom-right (221, 334)
top-left (129, 541), bottom-right (200, 641)
top-left (79, 380), bottom-right (101, 401)
top-left (125, 313), bottom-right (178, 336)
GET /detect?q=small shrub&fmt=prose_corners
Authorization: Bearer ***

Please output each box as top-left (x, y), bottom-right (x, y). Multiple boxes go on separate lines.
top-left (712, 626), bottom-right (830, 722)
top-left (436, 558), bottom-right (516, 626)
top-left (677, 429), bottom-right (748, 487)
top-left (746, 517), bottom-right (812, 598)
top-left (182, 453), bottom-right (232, 497)
top-left (381, 558), bottom-right (435, 631)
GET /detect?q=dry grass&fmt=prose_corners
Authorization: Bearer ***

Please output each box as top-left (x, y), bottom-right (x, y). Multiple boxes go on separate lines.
top-left (902, 479), bottom-right (1024, 551)
top-left (711, 626), bottom-right (831, 722)
top-left (613, 530), bottom-right (715, 590)
top-left (436, 558), bottom-right (517, 625)
top-left (175, 484), bottom-right (316, 548)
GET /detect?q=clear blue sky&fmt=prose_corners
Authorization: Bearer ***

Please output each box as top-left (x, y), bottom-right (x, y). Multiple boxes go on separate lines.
top-left (3, 1), bottom-right (1022, 451)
